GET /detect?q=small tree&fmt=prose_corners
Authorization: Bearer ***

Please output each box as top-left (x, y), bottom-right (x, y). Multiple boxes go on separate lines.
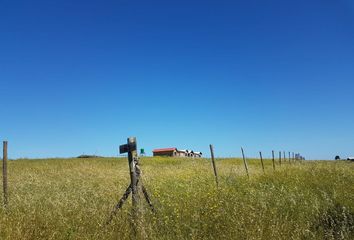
top-left (335, 156), bottom-right (340, 160)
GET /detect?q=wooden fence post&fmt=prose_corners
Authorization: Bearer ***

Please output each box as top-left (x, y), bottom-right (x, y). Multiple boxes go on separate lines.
top-left (209, 144), bottom-right (218, 187)
top-left (3, 141), bottom-right (8, 207)
top-left (241, 147), bottom-right (249, 179)
top-left (127, 137), bottom-right (139, 217)
top-left (259, 151), bottom-right (265, 174)
top-left (283, 151), bottom-right (286, 164)
top-left (288, 152), bottom-right (291, 164)
top-left (279, 151), bottom-right (282, 166)
top-left (107, 137), bottom-right (155, 227)
top-left (272, 150), bottom-right (275, 171)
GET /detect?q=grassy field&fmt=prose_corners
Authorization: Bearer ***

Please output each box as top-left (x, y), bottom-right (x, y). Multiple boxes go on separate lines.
top-left (0, 157), bottom-right (353, 240)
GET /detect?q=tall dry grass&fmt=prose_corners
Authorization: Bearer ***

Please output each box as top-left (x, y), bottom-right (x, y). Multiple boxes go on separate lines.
top-left (0, 157), bottom-right (353, 239)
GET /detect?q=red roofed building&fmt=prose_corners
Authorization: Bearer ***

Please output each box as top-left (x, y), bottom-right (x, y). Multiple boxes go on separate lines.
top-left (152, 148), bottom-right (178, 157)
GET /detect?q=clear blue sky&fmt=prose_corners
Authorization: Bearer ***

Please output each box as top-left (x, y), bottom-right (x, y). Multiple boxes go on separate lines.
top-left (1, 0), bottom-right (354, 160)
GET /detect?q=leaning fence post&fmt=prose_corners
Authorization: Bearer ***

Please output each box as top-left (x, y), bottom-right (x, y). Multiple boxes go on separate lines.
top-left (259, 151), bottom-right (265, 174)
top-left (241, 147), bottom-right (249, 179)
top-left (209, 144), bottom-right (218, 187)
top-left (3, 141), bottom-right (8, 207)
top-left (272, 150), bottom-right (275, 171)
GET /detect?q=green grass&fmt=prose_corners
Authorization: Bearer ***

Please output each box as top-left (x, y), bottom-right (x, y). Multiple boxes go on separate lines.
top-left (0, 157), bottom-right (353, 239)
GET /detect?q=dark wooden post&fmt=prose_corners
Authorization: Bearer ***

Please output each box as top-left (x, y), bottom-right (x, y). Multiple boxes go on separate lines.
top-left (288, 152), bottom-right (291, 164)
top-left (209, 144), bottom-right (218, 187)
top-left (259, 151), bottom-right (265, 173)
top-left (272, 150), bottom-right (275, 171)
top-left (126, 137), bottom-right (139, 219)
top-left (283, 151), bottom-right (286, 164)
top-left (3, 141), bottom-right (8, 207)
top-left (241, 147), bottom-right (249, 179)
top-left (107, 137), bottom-right (154, 227)
top-left (279, 151), bottom-right (282, 166)
top-left (292, 152), bottom-right (295, 162)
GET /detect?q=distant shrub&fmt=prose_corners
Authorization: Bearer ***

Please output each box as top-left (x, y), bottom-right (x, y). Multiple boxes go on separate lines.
top-left (77, 155), bottom-right (102, 158)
